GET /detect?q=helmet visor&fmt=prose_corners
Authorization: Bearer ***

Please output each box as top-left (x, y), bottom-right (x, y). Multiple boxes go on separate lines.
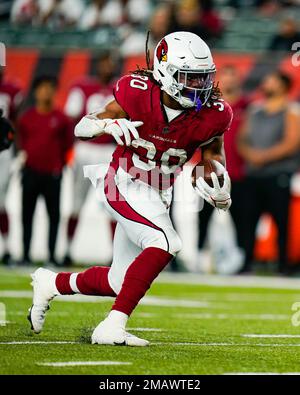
top-left (178, 70), bottom-right (216, 91)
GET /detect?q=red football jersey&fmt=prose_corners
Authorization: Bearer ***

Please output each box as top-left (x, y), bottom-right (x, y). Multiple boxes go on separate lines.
top-left (65, 76), bottom-right (115, 145)
top-left (112, 74), bottom-right (233, 189)
top-left (18, 107), bottom-right (74, 174)
top-left (0, 79), bottom-right (23, 120)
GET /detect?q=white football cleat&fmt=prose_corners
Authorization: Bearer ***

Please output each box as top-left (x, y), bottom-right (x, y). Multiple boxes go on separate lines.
top-left (91, 319), bottom-right (149, 347)
top-left (28, 268), bottom-right (58, 334)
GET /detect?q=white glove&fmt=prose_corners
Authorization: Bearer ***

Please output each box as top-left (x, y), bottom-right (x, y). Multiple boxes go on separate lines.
top-left (195, 160), bottom-right (232, 211)
top-left (104, 119), bottom-right (143, 146)
top-left (75, 116), bottom-right (143, 146)
top-left (74, 114), bottom-right (106, 138)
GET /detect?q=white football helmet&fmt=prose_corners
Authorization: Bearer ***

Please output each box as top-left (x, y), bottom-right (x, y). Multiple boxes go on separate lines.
top-left (153, 31), bottom-right (216, 109)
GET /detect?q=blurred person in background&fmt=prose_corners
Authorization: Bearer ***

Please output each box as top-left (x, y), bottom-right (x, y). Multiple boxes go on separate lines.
top-left (169, 0), bottom-right (210, 40)
top-left (0, 0), bottom-right (14, 21)
top-left (147, 4), bottom-right (172, 48)
top-left (196, 65), bottom-right (249, 272)
top-left (79, 0), bottom-right (152, 30)
top-left (256, 0), bottom-right (300, 15)
top-left (63, 53), bottom-right (116, 266)
top-left (18, 76), bottom-right (73, 266)
top-left (0, 67), bottom-right (23, 265)
top-left (40, 0), bottom-right (84, 29)
top-left (269, 16), bottom-right (300, 52)
top-left (120, 3), bottom-right (171, 57)
top-left (198, 0), bottom-right (224, 40)
top-left (169, 0), bottom-right (224, 42)
top-left (11, 0), bottom-right (84, 28)
top-left (239, 71), bottom-right (300, 274)
top-left (0, 109), bottom-right (15, 264)
top-left (10, 0), bottom-right (40, 25)
top-left (79, 0), bottom-right (107, 30)
top-left (126, 0), bottom-right (152, 25)
top-left (256, 0), bottom-right (282, 16)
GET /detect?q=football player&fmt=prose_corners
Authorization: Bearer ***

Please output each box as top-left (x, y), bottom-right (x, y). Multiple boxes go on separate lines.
top-left (0, 68), bottom-right (22, 264)
top-left (28, 32), bottom-right (232, 346)
top-left (0, 110), bottom-right (14, 153)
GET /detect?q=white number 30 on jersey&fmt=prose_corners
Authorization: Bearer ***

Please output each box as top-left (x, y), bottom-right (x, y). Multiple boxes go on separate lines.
top-left (129, 75), bottom-right (187, 174)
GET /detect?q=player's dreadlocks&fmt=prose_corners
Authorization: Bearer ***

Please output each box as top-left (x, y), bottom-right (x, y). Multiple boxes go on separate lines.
top-left (132, 31), bottom-right (222, 103)
top-left (208, 82), bottom-right (223, 102)
top-left (131, 31), bottom-right (154, 79)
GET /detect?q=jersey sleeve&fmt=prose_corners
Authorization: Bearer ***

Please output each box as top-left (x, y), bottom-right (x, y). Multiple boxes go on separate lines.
top-left (113, 75), bottom-right (131, 115)
top-left (113, 74), bottom-right (151, 118)
top-left (214, 101), bottom-right (233, 136)
top-left (195, 100), bottom-right (233, 147)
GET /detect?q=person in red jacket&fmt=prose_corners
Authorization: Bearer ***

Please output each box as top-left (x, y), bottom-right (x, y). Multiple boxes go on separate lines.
top-left (18, 76), bottom-right (74, 266)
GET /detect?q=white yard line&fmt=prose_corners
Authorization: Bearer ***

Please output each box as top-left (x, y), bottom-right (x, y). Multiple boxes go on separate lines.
top-left (0, 341), bottom-right (78, 345)
top-left (3, 267), bottom-right (300, 289)
top-left (242, 334), bottom-right (300, 338)
top-left (11, 311), bottom-right (70, 316)
top-left (127, 328), bottom-right (163, 332)
top-left (0, 291), bottom-right (32, 298)
top-left (37, 361), bottom-right (132, 367)
top-left (179, 293), bottom-right (300, 302)
top-left (174, 313), bottom-right (290, 320)
top-left (224, 372), bottom-right (300, 375)
top-left (2, 289), bottom-right (299, 308)
top-left (135, 313), bottom-right (158, 318)
top-left (1, 340), bottom-right (300, 348)
top-left (6, 309), bottom-right (290, 322)
top-left (158, 273), bottom-right (300, 290)
top-left (0, 291), bottom-right (211, 308)
top-left (153, 342), bottom-right (300, 347)
top-left (140, 296), bottom-right (209, 308)
top-left (0, 268), bottom-right (32, 277)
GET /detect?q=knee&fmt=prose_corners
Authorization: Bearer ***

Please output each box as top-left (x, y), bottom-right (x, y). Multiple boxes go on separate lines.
top-left (141, 227), bottom-right (182, 256)
top-left (165, 227), bottom-right (182, 255)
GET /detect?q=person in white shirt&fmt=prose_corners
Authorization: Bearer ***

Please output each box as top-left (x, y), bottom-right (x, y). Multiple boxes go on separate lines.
top-left (79, 0), bottom-right (152, 30)
top-left (11, 0), bottom-right (84, 28)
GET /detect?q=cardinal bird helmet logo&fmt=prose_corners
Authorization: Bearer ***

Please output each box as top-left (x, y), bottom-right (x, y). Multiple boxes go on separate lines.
top-left (156, 38), bottom-right (168, 63)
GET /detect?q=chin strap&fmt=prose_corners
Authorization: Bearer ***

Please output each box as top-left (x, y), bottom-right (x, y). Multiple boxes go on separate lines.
top-left (196, 97), bottom-right (203, 112)
top-left (185, 90), bottom-right (203, 112)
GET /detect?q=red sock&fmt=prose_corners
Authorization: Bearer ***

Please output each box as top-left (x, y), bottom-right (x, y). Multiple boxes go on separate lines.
top-left (0, 211), bottom-right (9, 235)
top-left (110, 221), bottom-right (117, 240)
top-left (56, 266), bottom-right (116, 296)
top-left (112, 247), bottom-right (172, 316)
top-left (67, 216), bottom-right (78, 241)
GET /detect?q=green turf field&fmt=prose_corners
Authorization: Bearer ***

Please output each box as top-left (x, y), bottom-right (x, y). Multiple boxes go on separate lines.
top-left (1, 267), bottom-right (300, 375)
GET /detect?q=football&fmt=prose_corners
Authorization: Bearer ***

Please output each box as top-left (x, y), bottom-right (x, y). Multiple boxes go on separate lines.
top-left (191, 159), bottom-right (225, 188)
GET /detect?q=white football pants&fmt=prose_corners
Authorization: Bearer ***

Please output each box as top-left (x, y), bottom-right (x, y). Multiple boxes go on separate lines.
top-left (85, 164), bottom-right (182, 294)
